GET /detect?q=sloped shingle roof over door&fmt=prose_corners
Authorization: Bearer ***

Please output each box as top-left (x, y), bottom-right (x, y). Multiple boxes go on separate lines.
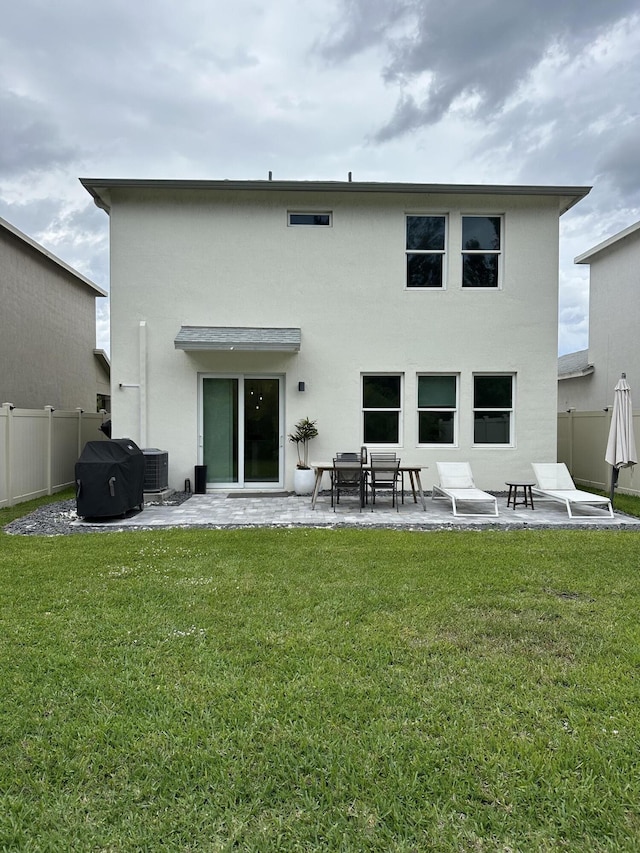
top-left (174, 326), bottom-right (301, 352)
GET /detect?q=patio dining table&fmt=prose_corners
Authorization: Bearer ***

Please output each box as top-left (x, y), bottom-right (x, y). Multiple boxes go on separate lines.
top-left (310, 462), bottom-right (427, 511)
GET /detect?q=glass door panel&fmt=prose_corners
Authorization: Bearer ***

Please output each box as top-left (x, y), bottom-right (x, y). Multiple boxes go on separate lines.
top-left (203, 378), bottom-right (238, 483)
top-left (244, 378), bottom-right (279, 483)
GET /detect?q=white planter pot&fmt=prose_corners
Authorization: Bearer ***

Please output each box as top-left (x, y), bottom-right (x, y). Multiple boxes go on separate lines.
top-left (293, 467), bottom-right (316, 496)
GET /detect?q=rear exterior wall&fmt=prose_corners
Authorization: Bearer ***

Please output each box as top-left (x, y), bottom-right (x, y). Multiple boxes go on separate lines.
top-left (107, 187), bottom-right (561, 491)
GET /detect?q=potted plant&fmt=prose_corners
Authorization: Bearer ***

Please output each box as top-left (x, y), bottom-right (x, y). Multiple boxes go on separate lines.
top-left (288, 417), bottom-right (318, 495)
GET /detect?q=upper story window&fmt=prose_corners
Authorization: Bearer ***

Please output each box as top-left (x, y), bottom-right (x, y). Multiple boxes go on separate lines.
top-left (362, 374), bottom-right (402, 445)
top-left (288, 212), bottom-right (332, 226)
top-left (406, 215), bottom-right (446, 288)
top-left (473, 374), bottom-right (514, 444)
top-left (417, 374), bottom-right (457, 445)
top-left (462, 216), bottom-right (502, 288)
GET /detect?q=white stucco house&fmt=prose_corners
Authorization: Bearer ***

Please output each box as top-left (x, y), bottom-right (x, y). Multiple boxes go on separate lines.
top-left (0, 215), bottom-right (109, 412)
top-left (81, 178), bottom-right (589, 493)
top-left (558, 219), bottom-right (640, 412)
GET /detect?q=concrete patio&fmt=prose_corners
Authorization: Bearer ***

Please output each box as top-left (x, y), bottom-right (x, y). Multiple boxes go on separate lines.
top-left (72, 489), bottom-right (640, 532)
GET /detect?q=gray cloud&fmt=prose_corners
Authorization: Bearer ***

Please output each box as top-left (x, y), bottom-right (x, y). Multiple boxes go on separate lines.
top-left (318, 0), bottom-right (639, 140)
top-left (0, 92), bottom-right (78, 176)
top-left (597, 118), bottom-right (640, 198)
top-left (316, 0), bottom-right (412, 61)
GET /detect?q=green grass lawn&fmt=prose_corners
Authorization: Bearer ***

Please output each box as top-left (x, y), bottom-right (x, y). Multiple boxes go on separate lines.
top-left (2, 494), bottom-right (640, 850)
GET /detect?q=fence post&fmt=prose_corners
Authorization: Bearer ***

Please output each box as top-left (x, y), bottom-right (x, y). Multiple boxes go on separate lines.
top-left (45, 405), bottom-right (55, 496)
top-left (605, 406), bottom-right (613, 493)
top-left (567, 409), bottom-right (574, 474)
top-left (3, 402), bottom-right (14, 507)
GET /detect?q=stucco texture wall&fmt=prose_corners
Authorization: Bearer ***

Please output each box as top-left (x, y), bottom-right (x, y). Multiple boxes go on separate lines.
top-left (0, 227), bottom-right (101, 411)
top-left (585, 231), bottom-right (640, 409)
top-left (107, 186), bottom-right (564, 491)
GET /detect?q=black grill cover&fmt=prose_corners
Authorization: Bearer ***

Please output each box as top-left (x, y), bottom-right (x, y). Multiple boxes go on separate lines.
top-left (75, 439), bottom-right (145, 518)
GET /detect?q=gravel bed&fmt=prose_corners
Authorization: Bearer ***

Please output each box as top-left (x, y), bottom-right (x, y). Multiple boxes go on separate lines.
top-left (4, 492), bottom-right (192, 537)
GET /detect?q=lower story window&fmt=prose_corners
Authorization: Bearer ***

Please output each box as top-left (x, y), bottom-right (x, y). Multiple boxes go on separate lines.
top-left (418, 374), bottom-right (457, 444)
top-left (362, 374), bottom-right (401, 444)
top-left (473, 374), bottom-right (514, 444)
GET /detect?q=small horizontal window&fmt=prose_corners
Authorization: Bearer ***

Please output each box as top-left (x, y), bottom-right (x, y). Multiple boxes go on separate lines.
top-left (288, 212), bottom-right (332, 226)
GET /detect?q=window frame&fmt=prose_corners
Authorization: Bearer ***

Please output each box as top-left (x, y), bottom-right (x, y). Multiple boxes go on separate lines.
top-left (472, 373), bottom-right (515, 446)
top-left (362, 373), bottom-right (403, 446)
top-left (405, 214), bottom-right (447, 290)
top-left (416, 373), bottom-right (458, 446)
top-left (461, 214), bottom-right (503, 289)
top-left (287, 211), bottom-right (332, 227)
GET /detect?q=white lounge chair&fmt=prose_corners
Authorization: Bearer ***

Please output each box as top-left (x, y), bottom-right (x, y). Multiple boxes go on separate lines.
top-left (432, 462), bottom-right (499, 517)
top-left (531, 463), bottom-right (613, 518)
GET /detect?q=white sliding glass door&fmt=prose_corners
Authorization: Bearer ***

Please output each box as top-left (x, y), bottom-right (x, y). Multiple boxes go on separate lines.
top-left (201, 375), bottom-right (283, 488)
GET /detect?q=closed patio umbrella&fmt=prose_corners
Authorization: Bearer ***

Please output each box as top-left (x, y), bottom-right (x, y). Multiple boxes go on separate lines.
top-left (605, 373), bottom-right (637, 504)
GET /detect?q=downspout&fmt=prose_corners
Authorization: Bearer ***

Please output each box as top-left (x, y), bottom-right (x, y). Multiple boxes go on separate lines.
top-left (139, 320), bottom-right (147, 447)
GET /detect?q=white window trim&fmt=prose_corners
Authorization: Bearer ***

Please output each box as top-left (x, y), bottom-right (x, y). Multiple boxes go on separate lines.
top-left (417, 373), bottom-right (459, 447)
top-left (405, 213), bottom-right (448, 290)
top-left (461, 214), bottom-right (503, 290)
top-left (362, 373), bottom-right (403, 447)
top-left (472, 373), bottom-right (515, 447)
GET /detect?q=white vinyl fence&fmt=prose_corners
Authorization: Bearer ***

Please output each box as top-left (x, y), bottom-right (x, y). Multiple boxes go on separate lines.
top-left (3, 405), bottom-right (635, 508)
top-left (558, 410), bottom-right (640, 497)
top-left (1, 404), bottom-right (109, 507)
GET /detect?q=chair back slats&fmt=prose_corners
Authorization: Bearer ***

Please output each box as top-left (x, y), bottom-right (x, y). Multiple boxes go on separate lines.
top-left (331, 455), bottom-right (364, 511)
top-left (532, 463), bottom-right (575, 491)
top-left (368, 455), bottom-right (400, 511)
top-left (369, 452), bottom-right (397, 464)
top-left (333, 458), bottom-right (362, 485)
top-left (436, 462), bottom-right (475, 489)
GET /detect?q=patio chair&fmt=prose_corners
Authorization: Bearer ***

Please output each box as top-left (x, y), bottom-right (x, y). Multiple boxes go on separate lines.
top-left (331, 454), bottom-right (364, 511)
top-left (368, 453), bottom-right (401, 511)
top-left (531, 463), bottom-right (613, 518)
top-left (432, 462), bottom-right (499, 517)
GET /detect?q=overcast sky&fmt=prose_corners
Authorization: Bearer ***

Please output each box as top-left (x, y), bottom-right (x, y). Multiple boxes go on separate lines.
top-left (1, 0), bottom-right (639, 356)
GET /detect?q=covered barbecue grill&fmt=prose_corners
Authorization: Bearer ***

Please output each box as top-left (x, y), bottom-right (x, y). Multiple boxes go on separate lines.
top-left (75, 439), bottom-right (145, 518)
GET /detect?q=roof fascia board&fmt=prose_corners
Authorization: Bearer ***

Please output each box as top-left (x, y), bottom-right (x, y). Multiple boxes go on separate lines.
top-left (94, 349), bottom-right (111, 373)
top-left (575, 220), bottom-right (640, 264)
top-left (0, 215), bottom-right (107, 297)
top-left (558, 366), bottom-right (595, 380)
top-left (80, 178), bottom-right (590, 216)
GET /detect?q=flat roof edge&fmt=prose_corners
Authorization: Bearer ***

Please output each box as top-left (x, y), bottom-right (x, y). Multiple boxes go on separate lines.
top-left (80, 177), bottom-right (591, 212)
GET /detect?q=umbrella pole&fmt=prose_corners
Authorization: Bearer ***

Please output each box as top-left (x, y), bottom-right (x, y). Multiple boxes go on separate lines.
top-left (609, 466), bottom-right (619, 505)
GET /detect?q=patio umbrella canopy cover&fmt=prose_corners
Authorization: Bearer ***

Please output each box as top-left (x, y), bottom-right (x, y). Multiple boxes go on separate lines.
top-left (605, 373), bottom-right (638, 503)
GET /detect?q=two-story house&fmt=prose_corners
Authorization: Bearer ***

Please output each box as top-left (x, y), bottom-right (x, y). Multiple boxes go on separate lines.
top-left (558, 219), bottom-right (640, 412)
top-left (81, 178), bottom-right (589, 492)
top-left (0, 215), bottom-right (108, 412)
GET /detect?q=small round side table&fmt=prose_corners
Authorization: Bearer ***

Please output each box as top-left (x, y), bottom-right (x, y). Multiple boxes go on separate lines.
top-left (505, 481), bottom-right (535, 510)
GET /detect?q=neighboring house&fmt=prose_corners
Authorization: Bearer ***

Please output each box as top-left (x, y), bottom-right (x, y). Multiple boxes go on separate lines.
top-left (558, 220), bottom-right (640, 412)
top-left (0, 215), bottom-right (108, 411)
top-left (94, 348), bottom-right (111, 412)
top-left (81, 178), bottom-right (589, 492)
